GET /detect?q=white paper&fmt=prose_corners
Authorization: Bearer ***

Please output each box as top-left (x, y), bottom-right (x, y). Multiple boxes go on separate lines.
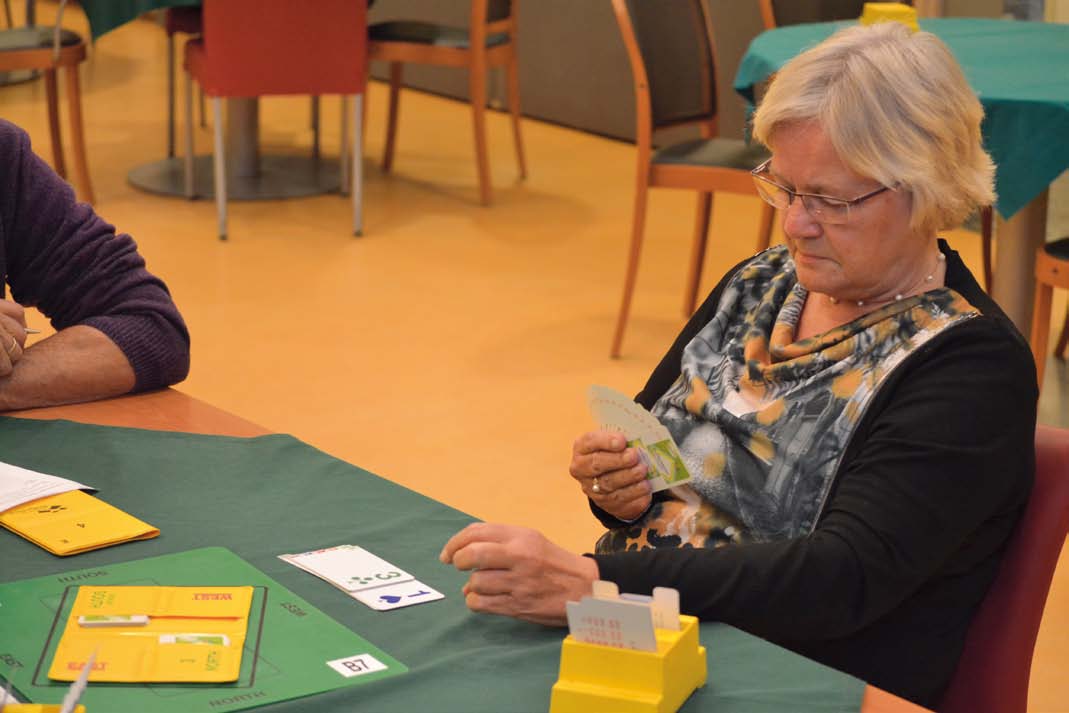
top-left (0, 461), bottom-right (90, 514)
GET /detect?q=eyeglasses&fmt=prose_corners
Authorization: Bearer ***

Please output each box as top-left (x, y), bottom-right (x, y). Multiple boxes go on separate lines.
top-left (750, 159), bottom-right (890, 225)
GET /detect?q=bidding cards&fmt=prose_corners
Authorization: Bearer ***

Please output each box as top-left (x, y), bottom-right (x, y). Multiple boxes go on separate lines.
top-left (565, 581), bottom-right (682, 652)
top-left (587, 385), bottom-right (693, 492)
top-left (280, 545), bottom-right (443, 611)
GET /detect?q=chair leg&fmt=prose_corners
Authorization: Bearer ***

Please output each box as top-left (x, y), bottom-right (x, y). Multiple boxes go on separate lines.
top-left (610, 177), bottom-right (651, 359)
top-left (63, 63), bottom-right (94, 204)
top-left (352, 94), bottom-right (364, 237)
top-left (199, 86), bottom-right (207, 128)
top-left (43, 68), bottom-right (66, 179)
top-left (382, 62), bottom-right (402, 173)
top-left (980, 205), bottom-right (994, 291)
top-left (183, 70), bottom-right (195, 198)
top-left (470, 59), bottom-right (492, 205)
top-left (1055, 305), bottom-right (1069, 360)
top-left (311, 95), bottom-right (320, 161)
top-left (212, 97), bottom-right (227, 241)
top-left (506, 51), bottom-right (526, 180)
top-left (1031, 283), bottom-right (1052, 391)
top-left (683, 192), bottom-right (712, 317)
top-left (340, 97), bottom-right (350, 196)
top-left (167, 32), bottom-right (176, 159)
top-left (757, 204), bottom-right (775, 251)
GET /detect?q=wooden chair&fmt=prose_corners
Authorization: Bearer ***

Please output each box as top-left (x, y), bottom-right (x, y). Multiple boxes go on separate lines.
top-left (164, 7), bottom-right (203, 159)
top-left (609, 0), bottom-right (774, 358)
top-left (1029, 237), bottom-right (1069, 389)
top-left (0, 1), bottom-right (94, 203)
top-left (183, 0), bottom-right (368, 240)
top-left (940, 425), bottom-right (1069, 713)
top-left (368, 0), bottom-right (525, 206)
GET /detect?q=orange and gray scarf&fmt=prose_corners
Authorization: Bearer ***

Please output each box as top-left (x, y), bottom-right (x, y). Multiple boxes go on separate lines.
top-left (597, 245), bottom-right (980, 553)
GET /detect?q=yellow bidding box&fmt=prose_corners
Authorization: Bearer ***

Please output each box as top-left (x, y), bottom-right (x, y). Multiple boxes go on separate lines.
top-left (859, 2), bottom-right (919, 31)
top-left (550, 615), bottom-right (706, 713)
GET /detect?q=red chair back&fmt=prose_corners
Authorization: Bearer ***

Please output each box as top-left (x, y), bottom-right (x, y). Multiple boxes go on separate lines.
top-left (189, 0), bottom-right (366, 97)
top-left (940, 425), bottom-right (1069, 713)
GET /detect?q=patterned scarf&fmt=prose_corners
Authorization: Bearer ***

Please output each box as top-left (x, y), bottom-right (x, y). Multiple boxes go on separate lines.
top-left (596, 245), bottom-right (980, 553)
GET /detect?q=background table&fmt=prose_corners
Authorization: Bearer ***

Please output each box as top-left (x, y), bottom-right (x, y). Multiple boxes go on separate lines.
top-left (734, 18), bottom-right (1069, 335)
top-left (78, 0), bottom-right (345, 201)
top-left (2, 391), bottom-right (926, 712)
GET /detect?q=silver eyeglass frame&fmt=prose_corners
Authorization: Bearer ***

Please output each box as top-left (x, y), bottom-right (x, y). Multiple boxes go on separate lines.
top-left (751, 158), bottom-right (891, 224)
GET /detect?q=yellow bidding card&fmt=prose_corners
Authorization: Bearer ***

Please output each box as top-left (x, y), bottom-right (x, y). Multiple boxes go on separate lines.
top-left (0, 489), bottom-right (158, 556)
top-left (48, 585), bottom-right (254, 683)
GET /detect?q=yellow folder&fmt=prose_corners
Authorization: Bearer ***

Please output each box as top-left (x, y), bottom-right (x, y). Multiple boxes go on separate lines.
top-left (48, 585), bottom-right (254, 683)
top-left (0, 490), bottom-right (158, 556)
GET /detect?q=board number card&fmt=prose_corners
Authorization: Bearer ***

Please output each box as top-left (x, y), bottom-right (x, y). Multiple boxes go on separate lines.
top-left (587, 385), bottom-right (693, 492)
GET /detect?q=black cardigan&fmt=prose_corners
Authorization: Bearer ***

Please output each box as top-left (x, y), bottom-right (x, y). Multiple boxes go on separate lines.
top-left (591, 242), bottom-right (1037, 708)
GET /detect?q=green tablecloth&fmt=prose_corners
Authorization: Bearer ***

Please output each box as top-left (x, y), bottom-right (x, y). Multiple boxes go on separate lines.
top-left (0, 417), bottom-right (866, 712)
top-left (734, 18), bottom-right (1069, 220)
top-left (80, 0), bottom-right (200, 41)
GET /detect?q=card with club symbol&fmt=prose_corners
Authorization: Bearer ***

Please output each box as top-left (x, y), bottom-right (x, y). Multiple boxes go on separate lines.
top-left (280, 545), bottom-right (443, 611)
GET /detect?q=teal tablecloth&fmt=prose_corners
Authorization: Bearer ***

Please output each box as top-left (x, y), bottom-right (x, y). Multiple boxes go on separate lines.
top-left (734, 18), bottom-right (1069, 220)
top-left (0, 416), bottom-right (867, 713)
top-left (80, 0), bottom-right (200, 40)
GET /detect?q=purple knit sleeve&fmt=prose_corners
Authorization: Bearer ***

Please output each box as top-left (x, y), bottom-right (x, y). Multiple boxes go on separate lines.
top-left (0, 120), bottom-right (190, 391)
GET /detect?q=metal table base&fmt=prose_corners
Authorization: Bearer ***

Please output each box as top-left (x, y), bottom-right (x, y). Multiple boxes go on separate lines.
top-left (127, 154), bottom-right (341, 201)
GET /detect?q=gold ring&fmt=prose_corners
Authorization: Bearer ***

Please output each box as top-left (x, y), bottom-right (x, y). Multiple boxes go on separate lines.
top-left (591, 476), bottom-right (602, 494)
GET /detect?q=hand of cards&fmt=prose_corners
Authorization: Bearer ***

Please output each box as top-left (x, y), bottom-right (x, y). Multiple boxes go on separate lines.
top-left (280, 544), bottom-right (443, 611)
top-left (587, 385), bottom-right (693, 492)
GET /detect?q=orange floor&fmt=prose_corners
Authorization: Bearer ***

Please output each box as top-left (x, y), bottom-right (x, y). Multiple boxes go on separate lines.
top-left (2, 3), bottom-right (1067, 710)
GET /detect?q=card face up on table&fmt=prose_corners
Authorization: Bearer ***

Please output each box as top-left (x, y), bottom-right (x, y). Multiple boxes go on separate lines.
top-left (0, 460), bottom-right (157, 556)
top-left (280, 544), bottom-right (444, 611)
top-left (587, 385), bottom-right (693, 492)
top-left (48, 585), bottom-right (254, 683)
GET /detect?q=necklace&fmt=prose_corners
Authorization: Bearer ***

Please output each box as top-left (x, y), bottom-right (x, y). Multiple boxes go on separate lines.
top-left (829, 252), bottom-right (946, 307)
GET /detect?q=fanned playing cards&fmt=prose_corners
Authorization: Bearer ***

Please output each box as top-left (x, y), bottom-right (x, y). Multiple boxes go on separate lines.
top-left (587, 385), bottom-right (693, 492)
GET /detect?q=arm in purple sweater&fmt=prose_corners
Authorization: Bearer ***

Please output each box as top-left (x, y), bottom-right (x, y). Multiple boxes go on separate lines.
top-left (0, 120), bottom-right (189, 409)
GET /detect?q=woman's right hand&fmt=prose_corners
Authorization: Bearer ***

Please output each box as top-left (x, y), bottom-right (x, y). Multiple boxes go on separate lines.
top-left (569, 430), bottom-right (652, 521)
top-left (0, 299), bottom-right (27, 377)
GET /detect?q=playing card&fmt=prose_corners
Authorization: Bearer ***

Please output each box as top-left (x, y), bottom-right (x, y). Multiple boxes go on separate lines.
top-left (587, 385), bottom-right (693, 492)
top-left (351, 580), bottom-right (444, 611)
top-left (281, 545), bottom-right (414, 593)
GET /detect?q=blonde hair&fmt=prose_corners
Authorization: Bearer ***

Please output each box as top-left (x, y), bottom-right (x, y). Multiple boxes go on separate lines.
top-left (752, 22), bottom-right (994, 234)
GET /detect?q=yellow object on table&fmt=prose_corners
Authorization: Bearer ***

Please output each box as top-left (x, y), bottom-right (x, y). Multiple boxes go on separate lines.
top-left (48, 585), bottom-right (254, 683)
top-left (859, 2), bottom-right (919, 31)
top-left (550, 615), bottom-right (707, 713)
top-left (1, 706), bottom-right (86, 712)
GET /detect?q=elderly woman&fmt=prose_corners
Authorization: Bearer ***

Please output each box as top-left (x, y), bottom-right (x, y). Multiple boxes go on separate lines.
top-left (441, 22), bottom-right (1036, 708)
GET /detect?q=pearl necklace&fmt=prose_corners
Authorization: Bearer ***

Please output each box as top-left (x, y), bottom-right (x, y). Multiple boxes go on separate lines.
top-left (829, 253), bottom-right (946, 307)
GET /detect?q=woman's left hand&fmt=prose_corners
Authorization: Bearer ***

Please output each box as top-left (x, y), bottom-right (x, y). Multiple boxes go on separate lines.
top-left (440, 522), bottom-right (600, 626)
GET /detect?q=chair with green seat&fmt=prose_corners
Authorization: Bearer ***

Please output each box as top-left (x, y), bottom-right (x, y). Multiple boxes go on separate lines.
top-left (609, 0), bottom-right (775, 359)
top-left (368, 0), bottom-right (525, 206)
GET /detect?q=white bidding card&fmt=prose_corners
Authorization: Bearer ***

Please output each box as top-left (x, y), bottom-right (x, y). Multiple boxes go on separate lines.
top-left (351, 580), bottom-right (444, 611)
top-left (282, 545), bottom-right (415, 593)
top-left (280, 545), bottom-right (442, 611)
top-left (565, 597), bottom-right (658, 652)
